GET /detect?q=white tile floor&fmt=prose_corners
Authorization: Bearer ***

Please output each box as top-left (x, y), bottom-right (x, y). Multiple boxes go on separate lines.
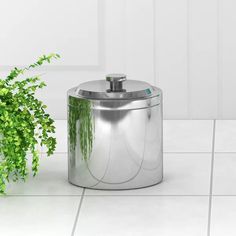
top-left (1, 120), bottom-right (236, 235)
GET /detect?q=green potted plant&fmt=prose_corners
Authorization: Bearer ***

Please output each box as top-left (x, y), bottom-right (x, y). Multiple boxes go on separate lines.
top-left (0, 53), bottom-right (60, 194)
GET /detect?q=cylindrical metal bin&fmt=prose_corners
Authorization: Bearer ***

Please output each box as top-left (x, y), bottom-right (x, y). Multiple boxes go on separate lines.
top-left (67, 74), bottom-right (163, 190)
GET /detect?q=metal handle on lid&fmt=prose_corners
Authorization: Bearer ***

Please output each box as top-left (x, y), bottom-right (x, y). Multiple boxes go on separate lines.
top-left (106, 74), bottom-right (126, 92)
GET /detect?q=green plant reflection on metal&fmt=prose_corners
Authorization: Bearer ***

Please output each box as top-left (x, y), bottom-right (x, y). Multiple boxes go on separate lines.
top-left (68, 97), bottom-right (94, 161)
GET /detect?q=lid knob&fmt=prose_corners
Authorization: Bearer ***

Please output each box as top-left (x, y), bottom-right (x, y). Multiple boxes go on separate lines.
top-left (106, 74), bottom-right (126, 92)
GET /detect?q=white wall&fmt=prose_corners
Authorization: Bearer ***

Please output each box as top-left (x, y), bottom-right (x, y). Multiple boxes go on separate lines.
top-left (1, 0), bottom-right (236, 119)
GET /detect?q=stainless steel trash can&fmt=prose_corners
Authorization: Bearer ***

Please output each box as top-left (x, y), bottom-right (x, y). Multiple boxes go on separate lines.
top-left (67, 74), bottom-right (163, 190)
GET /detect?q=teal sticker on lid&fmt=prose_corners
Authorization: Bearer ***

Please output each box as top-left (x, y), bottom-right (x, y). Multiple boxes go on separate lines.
top-left (145, 88), bottom-right (152, 95)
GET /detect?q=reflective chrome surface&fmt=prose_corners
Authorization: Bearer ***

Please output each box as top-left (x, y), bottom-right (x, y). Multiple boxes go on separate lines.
top-left (76, 79), bottom-right (159, 100)
top-left (67, 86), bottom-right (163, 190)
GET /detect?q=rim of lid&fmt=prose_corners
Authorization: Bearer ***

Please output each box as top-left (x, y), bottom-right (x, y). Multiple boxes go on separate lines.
top-left (71, 75), bottom-right (160, 100)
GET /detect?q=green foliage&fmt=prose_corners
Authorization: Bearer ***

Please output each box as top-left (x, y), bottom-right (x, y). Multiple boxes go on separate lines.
top-left (0, 53), bottom-right (60, 194)
top-left (68, 97), bottom-right (94, 161)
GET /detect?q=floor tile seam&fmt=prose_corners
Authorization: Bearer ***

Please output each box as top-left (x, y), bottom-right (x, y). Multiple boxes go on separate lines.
top-left (3, 194), bottom-right (84, 197)
top-left (5, 194), bottom-right (236, 198)
top-left (71, 188), bottom-right (85, 236)
top-left (82, 194), bottom-right (209, 197)
top-left (207, 119), bottom-right (216, 236)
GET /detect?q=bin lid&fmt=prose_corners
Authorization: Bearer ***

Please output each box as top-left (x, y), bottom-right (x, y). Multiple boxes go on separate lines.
top-left (73, 74), bottom-right (160, 100)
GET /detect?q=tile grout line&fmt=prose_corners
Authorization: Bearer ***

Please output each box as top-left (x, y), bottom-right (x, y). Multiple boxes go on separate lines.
top-left (152, 0), bottom-right (157, 86)
top-left (122, 0), bottom-right (127, 74)
top-left (207, 119), bottom-right (216, 236)
top-left (44, 152), bottom-right (236, 154)
top-left (186, 0), bottom-right (192, 119)
top-left (216, 0), bottom-right (222, 119)
top-left (43, 151), bottom-right (236, 154)
top-left (5, 194), bottom-right (84, 197)
top-left (163, 152), bottom-right (212, 154)
top-left (6, 194), bottom-right (236, 197)
top-left (83, 194), bottom-right (209, 197)
top-left (71, 188), bottom-right (86, 236)
top-left (97, 0), bottom-right (106, 69)
top-left (77, 194), bottom-right (236, 197)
